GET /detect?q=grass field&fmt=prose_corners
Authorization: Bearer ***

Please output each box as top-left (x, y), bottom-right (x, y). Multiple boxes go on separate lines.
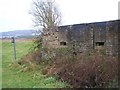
top-left (0, 39), bottom-right (2, 89)
top-left (2, 39), bottom-right (67, 88)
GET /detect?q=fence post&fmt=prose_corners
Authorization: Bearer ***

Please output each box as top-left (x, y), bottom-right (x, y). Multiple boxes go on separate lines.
top-left (11, 37), bottom-right (16, 61)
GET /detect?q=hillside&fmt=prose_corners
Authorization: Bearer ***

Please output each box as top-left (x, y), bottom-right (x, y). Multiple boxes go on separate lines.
top-left (1, 30), bottom-right (38, 38)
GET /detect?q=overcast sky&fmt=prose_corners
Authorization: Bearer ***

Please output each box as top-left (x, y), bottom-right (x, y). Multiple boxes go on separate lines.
top-left (0, 0), bottom-right (119, 32)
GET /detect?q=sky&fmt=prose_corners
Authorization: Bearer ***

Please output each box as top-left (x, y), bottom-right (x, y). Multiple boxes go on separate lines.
top-left (0, 0), bottom-right (119, 32)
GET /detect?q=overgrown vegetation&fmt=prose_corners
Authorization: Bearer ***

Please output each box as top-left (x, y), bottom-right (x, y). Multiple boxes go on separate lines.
top-left (41, 49), bottom-right (118, 88)
top-left (2, 40), bottom-right (68, 88)
top-left (19, 42), bottom-right (118, 88)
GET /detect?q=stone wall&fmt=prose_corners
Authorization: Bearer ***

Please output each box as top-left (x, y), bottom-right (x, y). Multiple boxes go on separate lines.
top-left (42, 28), bottom-right (59, 48)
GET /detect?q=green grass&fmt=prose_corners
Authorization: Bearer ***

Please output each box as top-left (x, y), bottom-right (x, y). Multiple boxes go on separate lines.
top-left (2, 40), bottom-right (67, 88)
top-left (0, 40), bottom-right (2, 89)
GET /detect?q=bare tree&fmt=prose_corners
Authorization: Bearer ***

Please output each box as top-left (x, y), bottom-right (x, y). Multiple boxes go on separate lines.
top-left (30, 0), bottom-right (61, 29)
top-left (29, 0), bottom-right (61, 51)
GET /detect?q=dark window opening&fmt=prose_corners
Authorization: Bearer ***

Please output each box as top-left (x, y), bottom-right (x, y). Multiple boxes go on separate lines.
top-left (60, 42), bottom-right (66, 46)
top-left (96, 42), bottom-right (104, 46)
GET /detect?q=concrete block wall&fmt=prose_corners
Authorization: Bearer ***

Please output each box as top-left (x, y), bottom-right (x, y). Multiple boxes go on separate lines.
top-left (42, 20), bottom-right (119, 56)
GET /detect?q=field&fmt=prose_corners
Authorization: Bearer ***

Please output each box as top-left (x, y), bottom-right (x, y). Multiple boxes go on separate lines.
top-left (2, 39), bottom-right (67, 88)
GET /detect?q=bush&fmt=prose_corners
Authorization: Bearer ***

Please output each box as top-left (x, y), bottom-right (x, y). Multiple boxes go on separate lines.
top-left (43, 50), bottom-right (118, 88)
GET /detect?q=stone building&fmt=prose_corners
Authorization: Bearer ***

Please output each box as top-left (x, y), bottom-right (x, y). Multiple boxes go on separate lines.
top-left (42, 20), bottom-right (119, 56)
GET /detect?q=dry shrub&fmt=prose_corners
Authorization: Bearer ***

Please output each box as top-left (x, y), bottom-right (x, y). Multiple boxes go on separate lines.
top-left (43, 51), bottom-right (118, 88)
top-left (18, 50), bottom-right (42, 65)
top-left (17, 50), bottom-right (42, 72)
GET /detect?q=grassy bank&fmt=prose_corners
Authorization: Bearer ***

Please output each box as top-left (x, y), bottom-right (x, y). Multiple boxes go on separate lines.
top-left (2, 39), bottom-right (67, 88)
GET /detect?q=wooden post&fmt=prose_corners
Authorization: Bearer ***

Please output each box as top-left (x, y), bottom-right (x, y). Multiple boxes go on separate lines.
top-left (11, 37), bottom-right (16, 61)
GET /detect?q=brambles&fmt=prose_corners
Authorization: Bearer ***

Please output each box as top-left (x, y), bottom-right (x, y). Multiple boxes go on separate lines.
top-left (42, 50), bottom-right (118, 88)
